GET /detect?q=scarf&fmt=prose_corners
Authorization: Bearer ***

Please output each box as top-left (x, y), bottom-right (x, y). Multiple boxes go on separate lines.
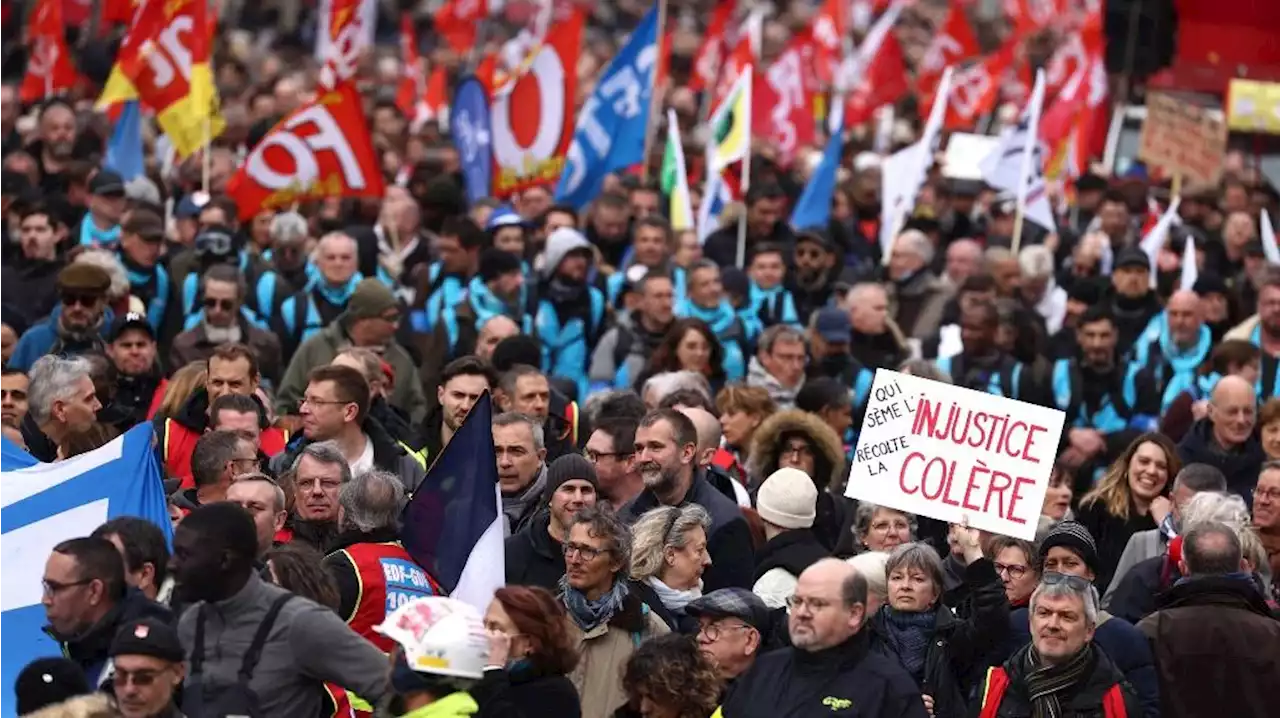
top-left (746, 356), bottom-right (800, 409)
top-left (1154, 322), bottom-right (1212, 409)
top-left (679, 298), bottom-right (736, 336)
top-left (311, 272), bottom-right (363, 307)
top-left (80, 215), bottom-right (120, 248)
top-left (204, 323), bottom-right (243, 345)
top-left (501, 465), bottom-right (547, 529)
top-left (879, 607), bottom-right (937, 678)
top-left (560, 575), bottom-right (629, 632)
top-left (467, 275), bottom-right (528, 329)
top-left (545, 276), bottom-right (586, 305)
top-left (1019, 641), bottom-right (1095, 718)
top-left (645, 576), bottom-right (701, 613)
top-left (51, 314), bottom-right (106, 357)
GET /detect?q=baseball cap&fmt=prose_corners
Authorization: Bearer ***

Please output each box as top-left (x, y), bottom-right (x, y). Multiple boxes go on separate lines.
top-left (123, 210), bottom-right (166, 243)
top-left (89, 169), bottom-right (126, 197)
top-left (108, 312), bottom-right (155, 342)
top-left (109, 618), bottom-right (184, 662)
top-left (485, 205), bottom-right (531, 231)
top-left (813, 306), bottom-right (852, 343)
top-left (685, 588), bottom-right (771, 632)
top-left (175, 191), bottom-right (210, 220)
top-left (796, 230), bottom-right (838, 253)
top-left (1115, 247), bottom-right (1151, 271)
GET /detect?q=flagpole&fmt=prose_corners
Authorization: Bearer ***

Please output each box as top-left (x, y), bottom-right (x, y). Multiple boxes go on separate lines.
top-left (1012, 69), bottom-right (1046, 256)
top-left (735, 65), bottom-right (753, 269)
top-left (201, 115), bottom-right (212, 194)
top-left (640, 0), bottom-right (669, 183)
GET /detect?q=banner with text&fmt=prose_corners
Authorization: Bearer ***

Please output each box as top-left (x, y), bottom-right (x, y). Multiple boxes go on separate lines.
top-left (846, 370), bottom-right (1065, 541)
top-left (1137, 92), bottom-right (1228, 185)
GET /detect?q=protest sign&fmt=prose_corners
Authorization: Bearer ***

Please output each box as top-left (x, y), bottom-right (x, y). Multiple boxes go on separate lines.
top-left (846, 369), bottom-right (1065, 541)
top-left (1136, 92), bottom-right (1228, 185)
top-left (1227, 79), bottom-right (1280, 135)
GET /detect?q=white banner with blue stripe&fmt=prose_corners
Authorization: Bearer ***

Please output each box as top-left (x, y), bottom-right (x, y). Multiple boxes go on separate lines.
top-left (1, 424), bottom-right (170, 716)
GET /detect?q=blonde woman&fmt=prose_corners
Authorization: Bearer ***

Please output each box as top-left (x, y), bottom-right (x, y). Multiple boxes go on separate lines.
top-left (630, 504), bottom-right (712, 633)
top-left (150, 360), bottom-right (207, 421)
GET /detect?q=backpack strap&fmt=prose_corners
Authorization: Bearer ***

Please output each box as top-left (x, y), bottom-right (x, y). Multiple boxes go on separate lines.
top-left (1102, 683), bottom-right (1129, 718)
top-left (239, 594), bottom-right (294, 681)
top-left (191, 604), bottom-right (208, 676)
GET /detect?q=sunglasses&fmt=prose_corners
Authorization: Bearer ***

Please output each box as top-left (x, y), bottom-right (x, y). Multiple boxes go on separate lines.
top-left (203, 298), bottom-right (235, 311)
top-left (1040, 572), bottom-right (1093, 592)
top-left (62, 293), bottom-right (100, 308)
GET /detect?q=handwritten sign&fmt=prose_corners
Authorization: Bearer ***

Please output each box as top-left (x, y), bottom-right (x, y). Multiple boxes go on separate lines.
top-left (1136, 93), bottom-right (1228, 185)
top-left (846, 370), bottom-right (1065, 541)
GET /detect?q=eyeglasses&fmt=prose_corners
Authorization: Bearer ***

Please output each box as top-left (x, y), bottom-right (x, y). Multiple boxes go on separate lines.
top-left (42, 577), bottom-right (93, 596)
top-left (563, 542), bottom-right (607, 561)
top-left (203, 297), bottom-right (235, 311)
top-left (583, 449), bottom-right (630, 462)
top-left (698, 621), bottom-right (753, 642)
top-left (297, 476), bottom-right (343, 491)
top-left (1040, 572), bottom-right (1092, 592)
top-left (301, 396), bottom-right (352, 408)
top-left (61, 293), bottom-right (99, 308)
top-left (785, 595), bottom-right (834, 613)
top-left (114, 668), bottom-right (163, 687)
top-left (1253, 486), bottom-right (1280, 502)
top-left (995, 562), bottom-right (1030, 580)
top-left (782, 443), bottom-right (814, 459)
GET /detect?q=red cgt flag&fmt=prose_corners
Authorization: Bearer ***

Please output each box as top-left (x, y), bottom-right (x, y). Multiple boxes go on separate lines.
top-left (436, 0), bottom-right (490, 54)
top-left (916, 5), bottom-right (981, 99)
top-left (689, 0), bottom-right (734, 92)
top-left (21, 0), bottom-right (78, 102)
top-left (809, 0), bottom-right (847, 87)
top-left (753, 31), bottom-right (816, 167)
top-left (227, 83), bottom-right (385, 220)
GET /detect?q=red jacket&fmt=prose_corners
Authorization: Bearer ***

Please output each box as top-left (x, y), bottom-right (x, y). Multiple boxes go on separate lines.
top-left (156, 389), bottom-right (288, 486)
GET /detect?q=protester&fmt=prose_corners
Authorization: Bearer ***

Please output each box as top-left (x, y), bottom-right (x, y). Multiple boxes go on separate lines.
top-left (14, 657), bottom-right (92, 716)
top-left (618, 633), bottom-right (722, 718)
top-left (506, 453), bottom-right (599, 589)
top-left (629, 504), bottom-right (712, 631)
top-left (90, 517), bottom-right (172, 604)
top-left (751, 467), bottom-right (827, 610)
top-left (585, 416), bottom-right (643, 511)
top-left (746, 409), bottom-right (849, 550)
top-left (224, 473), bottom-right (289, 559)
top-left (474, 586), bottom-right (583, 718)
top-left (374, 596), bottom-right (489, 718)
top-left (282, 440), bottom-right (351, 550)
top-left (23, 354), bottom-right (101, 462)
top-left (108, 618), bottom-right (185, 718)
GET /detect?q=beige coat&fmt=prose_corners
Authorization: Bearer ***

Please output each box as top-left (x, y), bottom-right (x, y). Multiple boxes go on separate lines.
top-left (568, 594), bottom-right (669, 718)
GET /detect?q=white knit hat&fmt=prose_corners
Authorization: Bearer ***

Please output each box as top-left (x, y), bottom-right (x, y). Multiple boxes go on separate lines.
top-left (756, 468), bottom-right (818, 530)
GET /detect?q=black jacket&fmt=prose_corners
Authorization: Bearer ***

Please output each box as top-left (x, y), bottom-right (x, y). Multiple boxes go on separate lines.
top-left (1105, 554), bottom-right (1179, 624)
top-left (868, 559), bottom-right (1011, 718)
top-left (44, 587), bottom-right (174, 687)
top-left (621, 471), bottom-right (755, 591)
top-left (972, 647), bottom-right (1143, 718)
top-left (504, 511), bottom-right (566, 592)
top-left (1176, 419), bottom-right (1266, 507)
top-left (472, 663), bottom-right (581, 718)
top-left (107, 370), bottom-right (165, 432)
top-left (0, 255), bottom-right (62, 327)
top-left (753, 529), bottom-right (828, 584)
top-left (721, 629), bottom-right (930, 718)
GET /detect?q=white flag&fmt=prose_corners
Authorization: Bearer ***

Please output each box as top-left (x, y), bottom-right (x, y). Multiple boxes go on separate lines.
top-left (879, 67), bottom-right (953, 260)
top-left (980, 69), bottom-right (1055, 233)
top-left (1139, 198), bottom-right (1182, 288)
top-left (1261, 210), bottom-right (1280, 265)
top-left (1180, 236), bottom-right (1198, 291)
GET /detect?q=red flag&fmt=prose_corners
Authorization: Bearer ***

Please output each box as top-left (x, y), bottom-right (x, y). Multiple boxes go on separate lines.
top-left (809, 0), bottom-right (847, 87)
top-left (916, 6), bottom-right (980, 98)
top-left (226, 83), bottom-right (385, 219)
top-left (754, 33), bottom-right (816, 166)
top-left (943, 42), bottom-right (1016, 130)
top-left (395, 13), bottom-right (425, 117)
top-left (1004, 0), bottom-right (1063, 36)
top-left (690, 0), bottom-right (734, 92)
top-left (21, 0), bottom-right (78, 102)
top-left (710, 31), bottom-right (755, 116)
top-left (843, 32), bottom-right (910, 127)
top-left (436, 0), bottom-right (490, 54)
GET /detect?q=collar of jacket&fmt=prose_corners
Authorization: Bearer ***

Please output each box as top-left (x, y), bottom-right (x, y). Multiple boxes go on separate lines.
top-left (328, 527), bottom-right (401, 553)
top-left (523, 510), bottom-right (560, 561)
top-left (630, 470), bottom-right (709, 514)
top-left (398, 691), bottom-right (479, 718)
top-left (1157, 573), bottom-right (1273, 617)
top-left (210, 571), bottom-right (272, 615)
top-left (792, 624), bottom-right (873, 671)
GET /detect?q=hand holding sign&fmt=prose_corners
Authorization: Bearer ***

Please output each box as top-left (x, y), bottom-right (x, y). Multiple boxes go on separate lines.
top-left (847, 370), bottom-right (1066, 541)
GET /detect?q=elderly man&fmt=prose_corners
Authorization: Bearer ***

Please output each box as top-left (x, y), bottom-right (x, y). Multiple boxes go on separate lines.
top-left (109, 618), bottom-right (185, 718)
top-left (847, 282), bottom-right (908, 371)
top-left (1177, 375), bottom-right (1266, 502)
top-left (1019, 245), bottom-right (1067, 335)
top-left (171, 430), bottom-right (257, 513)
top-left (22, 355), bottom-right (102, 462)
top-left (9, 264), bottom-right (114, 371)
top-left (686, 588), bottom-right (769, 687)
top-left (942, 239), bottom-right (984, 291)
top-left (720, 558), bottom-right (927, 718)
top-left (1132, 290), bottom-right (1212, 412)
top-left (284, 441), bottom-right (351, 550)
top-left (746, 325), bottom-right (807, 409)
top-left (493, 411), bottom-right (549, 534)
top-left (975, 575), bottom-right (1142, 716)
top-left (324, 470), bottom-right (441, 650)
top-left (276, 231), bottom-right (365, 356)
top-left (1137, 521), bottom-right (1279, 718)
top-left (887, 229), bottom-right (950, 341)
top-left (1255, 462), bottom-right (1280, 580)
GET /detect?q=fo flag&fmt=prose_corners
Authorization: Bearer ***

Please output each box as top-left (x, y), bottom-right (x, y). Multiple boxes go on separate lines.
top-left (1, 424), bottom-right (171, 707)
top-left (555, 4), bottom-right (659, 210)
top-left (453, 77), bottom-right (494, 205)
top-left (226, 83), bottom-right (384, 220)
top-left (401, 392), bottom-right (503, 613)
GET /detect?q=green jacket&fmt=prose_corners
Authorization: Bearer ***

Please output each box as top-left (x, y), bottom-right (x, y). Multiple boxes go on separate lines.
top-left (398, 692), bottom-right (478, 718)
top-left (276, 319), bottom-right (428, 425)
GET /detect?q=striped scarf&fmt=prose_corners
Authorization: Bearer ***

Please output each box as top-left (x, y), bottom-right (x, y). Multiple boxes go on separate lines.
top-left (1019, 642), bottom-right (1095, 718)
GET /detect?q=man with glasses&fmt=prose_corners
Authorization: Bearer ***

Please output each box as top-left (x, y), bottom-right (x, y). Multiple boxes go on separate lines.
top-left (108, 618), bottom-right (185, 718)
top-left (170, 265), bottom-right (283, 385)
top-left (282, 441), bottom-right (351, 550)
top-left (718, 558), bottom-right (927, 718)
top-left (8, 263), bottom-right (113, 372)
top-left (975, 574), bottom-right (1141, 717)
top-left (686, 588), bottom-right (768, 687)
top-left (1004, 521), bottom-right (1160, 718)
top-left (41, 537), bottom-right (172, 688)
top-left (585, 416), bottom-right (642, 510)
top-left (172, 430), bottom-right (259, 514)
top-left (1251, 463), bottom-right (1279, 586)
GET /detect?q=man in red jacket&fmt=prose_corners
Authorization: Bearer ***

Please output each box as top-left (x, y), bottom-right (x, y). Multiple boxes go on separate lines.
top-left (155, 343), bottom-right (288, 486)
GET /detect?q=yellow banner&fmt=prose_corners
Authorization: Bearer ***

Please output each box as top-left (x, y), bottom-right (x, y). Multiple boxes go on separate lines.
top-left (1227, 79), bottom-right (1280, 135)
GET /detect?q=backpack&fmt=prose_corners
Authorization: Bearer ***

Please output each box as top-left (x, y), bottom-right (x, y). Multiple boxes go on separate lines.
top-left (183, 593), bottom-right (293, 718)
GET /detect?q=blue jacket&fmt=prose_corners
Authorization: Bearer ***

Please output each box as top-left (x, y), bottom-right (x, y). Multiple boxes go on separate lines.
top-left (8, 305), bottom-right (116, 371)
top-left (675, 298), bottom-right (758, 382)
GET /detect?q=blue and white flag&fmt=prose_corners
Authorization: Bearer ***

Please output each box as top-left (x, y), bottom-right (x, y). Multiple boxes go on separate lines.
top-left (453, 76), bottom-right (494, 204)
top-left (555, 5), bottom-right (659, 209)
top-left (401, 393), bottom-right (503, 613)
top-left (1, 424), bottom-right (170, 715)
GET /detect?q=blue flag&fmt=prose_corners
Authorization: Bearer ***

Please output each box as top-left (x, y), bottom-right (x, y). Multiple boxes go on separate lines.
top-left (452, 77), bottom-right (494, 204)
top-left (790, 119), bottom-right (845, 231)
top-left (555, 5), bottom-right (659, 209)
top-left (401, 393), bottom-right (503, 612)
top-left (1, 424), bottom-right (170, 713)
top-left (105, 100), bottom-right (145, 182)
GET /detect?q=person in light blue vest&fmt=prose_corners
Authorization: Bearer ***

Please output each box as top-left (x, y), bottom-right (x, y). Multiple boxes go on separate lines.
top-left (245, 211), bottom-right (316, 324)
top-left (534, 228), bottom-right (608, 401)
top-left (604, 217), bottom-right (688, 309)
top-left (414, 217), bottom-right (485, 334)
top-left (116, 208), bottom-right (181, 346)
top-left (429, 249), bottom-right (535, 362)
top-left (743, 242), bottom-right (801, 330)
top-left (934, 299), bottom-right (1029, 400)
top-left (1129, 290), bottom-right (1213, 413)
top-left (1053, 306), bottom-right (1161, 489)
top-left (78, 170), bottom-right (127, 248)
top-left (276, 231), bottom-right (364, 361)
top-left (674, 260), bottom-right (759, 383)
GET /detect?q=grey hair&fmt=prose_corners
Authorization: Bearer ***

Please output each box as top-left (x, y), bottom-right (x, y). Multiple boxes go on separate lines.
top-left (853, 503), bottom-right (917, 548)
top-left (629, 504), bottom-right (712, 581)
top-left (759, 324), bottom-right (805, 355)
top-left (1018, 245), bottom-right (1055, 279)
top-left (570, 504), bottom-right (633, 575)
top-left (1180, 491), bottom-right (1250, 532)
top-left (73, 248), bottom-right (131, 300)
top-left (984, 246), bottom-right (1015, 265)
top-left (290, 440), bottom-right (353, 484)
top-left (897, 359), bottom-right (951, 384)
top-left (492, 411), bottom-right (545, 451)
top-left (1030, 578), bottom-right (1100, 627)
top-left (895, 229), bottom-right (934, 265)
top-left (339, 470), bottom-right (405, 533)
top-left (642, 370), bottom-right (712, 406)
top-left (884, 542), bottom-right (946, 597)
top-left (315, 231), bottom-right (357, 256)
top-left (270, 211), bottom-right (309, 244)
top-left (27, 355), bottom-right (93, 425)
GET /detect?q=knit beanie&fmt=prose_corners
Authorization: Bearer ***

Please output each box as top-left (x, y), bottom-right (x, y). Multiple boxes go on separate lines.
top-left (756, 467), bottom-right (818, 530)
top-left (346, 279), bottom-right (399, 320)
top-left (479, 248), bottom-right (524, 283)
top-left (14, 657), bottom-right (90, 715)
top-left (544, 454), bottom-right (600, 505)
top-left (1038, 520), bottom-right (1100, 575)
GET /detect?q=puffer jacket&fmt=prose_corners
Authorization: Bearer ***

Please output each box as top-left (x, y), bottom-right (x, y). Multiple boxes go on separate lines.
top-left (747, 409), bottom-right (852, 552)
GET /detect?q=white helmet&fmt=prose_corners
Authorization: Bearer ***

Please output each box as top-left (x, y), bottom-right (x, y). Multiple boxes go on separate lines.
top-left (375, 597), bottom-right (490, 680)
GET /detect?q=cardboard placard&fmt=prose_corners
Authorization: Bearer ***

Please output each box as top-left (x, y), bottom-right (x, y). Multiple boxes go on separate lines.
top-left (1227, 79), bottom-right (1280, 135)
top-left (846, 370), bottom-right (1066, 541)
top-left (1137, 93), bottom-right (1228, 185)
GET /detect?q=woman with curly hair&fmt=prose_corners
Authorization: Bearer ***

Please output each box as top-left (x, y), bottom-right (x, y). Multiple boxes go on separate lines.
top-left (633, 318), bottom-right (727, 398)
top-left (1076, 432), bottom-right (1181, 590)
top-left (616, 633), bottom-right (722, 718)
top-left (473, 586), bottom-right (582, 718)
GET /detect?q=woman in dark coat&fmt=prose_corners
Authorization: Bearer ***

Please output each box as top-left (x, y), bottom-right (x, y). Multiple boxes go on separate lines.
top-left (867, 533), bottom-right (1009, 718)
top-left (474, 586), bottom-right (583, 718)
